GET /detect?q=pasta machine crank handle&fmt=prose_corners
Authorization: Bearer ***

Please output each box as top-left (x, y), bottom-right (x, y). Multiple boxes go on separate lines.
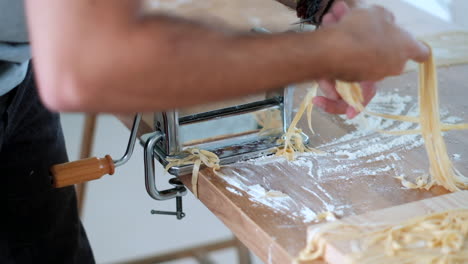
top-left (50, 114), bottom-right (142, 188)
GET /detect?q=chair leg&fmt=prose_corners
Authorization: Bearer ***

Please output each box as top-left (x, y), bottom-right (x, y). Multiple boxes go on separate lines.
top-left (194, 251), bottom-right (215, 264)
top-left (234, 237), bottom-right (252, 264)
top-left (116, 238), bottom-right (240, 264)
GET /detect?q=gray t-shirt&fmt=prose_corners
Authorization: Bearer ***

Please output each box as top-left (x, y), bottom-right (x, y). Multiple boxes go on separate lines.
top-left (0, 0), bottom-right (31, 96)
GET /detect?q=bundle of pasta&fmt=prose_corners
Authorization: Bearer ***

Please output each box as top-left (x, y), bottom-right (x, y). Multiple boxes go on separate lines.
top-left (276, 83), bottom-right (323, 160)
top-left (298, 209), bottom-right (468, 264)
top-left (335, 48), bottom-right (468, 192)
top-left (255, 108), bottom-right (283, 136)
top-left (165, 148), bottom-right (220, 198)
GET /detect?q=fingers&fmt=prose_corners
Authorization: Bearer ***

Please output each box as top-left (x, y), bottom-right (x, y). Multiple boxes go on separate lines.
top-left (360, 81), bottom-right (377, 107)
top-left (371, 5), bottom-right (395, 23)
top-left (346, 107), bottom-right (358, 119)
top-left (331, 1), bottom-right (350, 20)
top-left (313, 96), bottom-right (349, 115)
top-left (315, 81), bottom-right (378, 119)
top-left (409, 40), bottom-right (431, 63)
top-left (347, 81), bottom-right (377, 118)
top-left (393, 27), bottom-right (430, 63)
top-left (322, 1), bottom-right (350, 27)
top-left (322, 13), bottom-right (337, 26)
top-left (318, 80), bottom-right (340, 100)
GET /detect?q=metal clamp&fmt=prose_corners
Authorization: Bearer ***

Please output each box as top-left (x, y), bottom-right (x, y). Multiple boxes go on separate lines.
top-left (144, 131), bottom-right (187, 219)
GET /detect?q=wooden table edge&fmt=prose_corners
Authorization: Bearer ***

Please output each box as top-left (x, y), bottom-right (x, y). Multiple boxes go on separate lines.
top-left (180, 170), bottom-right (297, 263)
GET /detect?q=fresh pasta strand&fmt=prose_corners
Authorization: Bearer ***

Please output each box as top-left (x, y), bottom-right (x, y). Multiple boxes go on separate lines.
top-left (276, 83), bottom-right (324, 160)
top-left (417, 51), bottom-right (468, 191)
top-left (335, 82), bottom-right (366, 113)
top-left (255, 108), bottom-right (283, 136)
top-left (165, 148), bottom-right (220, 198)
top-left (379, 123), bottom-right (468, 136)
top-left (297, 209), bottom-right (468, 264)
top-left (335, 82), bottom-right (467, 131)
top-left (335, 47), bottom-right (468, 192)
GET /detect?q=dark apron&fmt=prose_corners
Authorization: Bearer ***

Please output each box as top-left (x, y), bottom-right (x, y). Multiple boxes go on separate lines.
top-left (0, 63), bottom-right (94, 264)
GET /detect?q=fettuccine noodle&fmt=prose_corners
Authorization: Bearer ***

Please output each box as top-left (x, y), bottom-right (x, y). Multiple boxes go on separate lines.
top-left (165, 148), bottom-right (220, 198)
top-left (276, 83), bottom-right (324, 160)
top-left (255, 108), bottom-right (283, 136)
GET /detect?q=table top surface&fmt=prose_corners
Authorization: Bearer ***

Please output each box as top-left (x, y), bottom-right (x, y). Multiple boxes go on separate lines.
top-left (176, 63), bottom-right (468, 263)
top-left (118, 1), bottom-right (468, 263)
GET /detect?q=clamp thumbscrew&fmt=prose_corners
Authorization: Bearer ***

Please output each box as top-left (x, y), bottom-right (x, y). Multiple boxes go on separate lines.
top-left (150, 178), bottom-right (186, 220)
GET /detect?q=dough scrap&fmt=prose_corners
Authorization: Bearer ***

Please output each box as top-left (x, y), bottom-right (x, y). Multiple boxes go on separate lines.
top-left (297, 209), bottom-right (468, 264)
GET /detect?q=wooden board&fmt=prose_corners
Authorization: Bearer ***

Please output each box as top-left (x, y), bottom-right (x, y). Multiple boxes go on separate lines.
top-left (314, 191), bottom-right (468, 263)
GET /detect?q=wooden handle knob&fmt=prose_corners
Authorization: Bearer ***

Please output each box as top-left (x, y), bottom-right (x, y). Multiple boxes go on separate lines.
top-left (50, 155), bottom-right (115, 188)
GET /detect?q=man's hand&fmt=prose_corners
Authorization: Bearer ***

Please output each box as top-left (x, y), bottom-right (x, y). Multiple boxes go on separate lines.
top-left (322, 1), bottom-right (429, 81)
top-left (313, 1), bottom-right (429, 118)
top-left (314, 79), bottom-right (376, 118)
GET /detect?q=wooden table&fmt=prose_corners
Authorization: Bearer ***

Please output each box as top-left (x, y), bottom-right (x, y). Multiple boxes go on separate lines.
top-left (118, 1), bottom-right (468, 263)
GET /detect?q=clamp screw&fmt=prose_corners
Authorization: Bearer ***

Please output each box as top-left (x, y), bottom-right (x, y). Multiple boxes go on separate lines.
top-left (151, 178), bottom-right (186, 220)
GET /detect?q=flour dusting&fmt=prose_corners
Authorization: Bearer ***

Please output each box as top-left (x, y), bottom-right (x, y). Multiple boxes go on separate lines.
top-left (221, 91), bottom-right (466, 223)
top-left (221, 172), bottom-right (317, 222)
top-left (226, 187), bottom-right (243, 196)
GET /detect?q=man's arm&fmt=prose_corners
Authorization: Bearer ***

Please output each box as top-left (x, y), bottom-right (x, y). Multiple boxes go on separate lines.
top-left (25, 0), bottom-right (428, 113)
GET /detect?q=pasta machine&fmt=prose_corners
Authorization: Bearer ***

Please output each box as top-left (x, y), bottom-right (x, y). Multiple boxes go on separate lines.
top-left (50, 84), bottom-right (304, 219)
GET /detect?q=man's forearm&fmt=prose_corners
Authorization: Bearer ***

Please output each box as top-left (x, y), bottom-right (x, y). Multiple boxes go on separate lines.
top-left (26, 0), bottom-right (339, 112)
